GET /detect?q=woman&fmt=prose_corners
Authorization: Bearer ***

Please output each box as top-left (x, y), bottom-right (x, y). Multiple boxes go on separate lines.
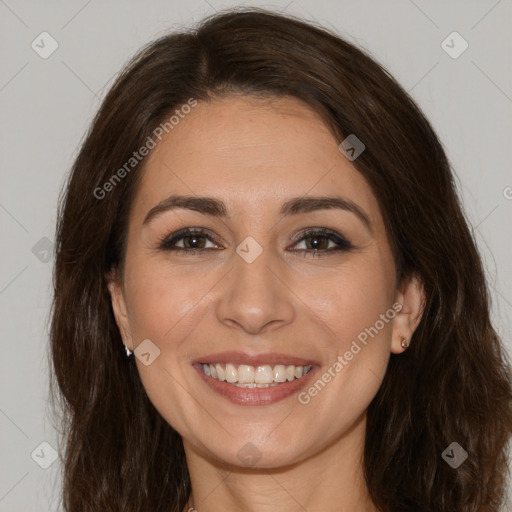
top-left (49, 7), bottom-right (512, 512)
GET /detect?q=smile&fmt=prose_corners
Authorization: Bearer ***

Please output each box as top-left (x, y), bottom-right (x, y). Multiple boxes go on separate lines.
top-left (200, 363), bottom-right (314, 387)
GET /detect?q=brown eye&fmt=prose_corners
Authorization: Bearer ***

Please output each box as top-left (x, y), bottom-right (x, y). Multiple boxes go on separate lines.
top-left (290, 228), bottom-right (353, 255)
top-left (159, 228), bottom-right (221, 253)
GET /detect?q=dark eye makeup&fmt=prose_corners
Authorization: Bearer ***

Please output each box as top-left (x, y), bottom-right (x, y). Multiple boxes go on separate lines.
top-left (156, 226), bottom-right (354, 258)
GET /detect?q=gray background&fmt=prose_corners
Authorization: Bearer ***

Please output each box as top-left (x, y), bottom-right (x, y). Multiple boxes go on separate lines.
top-left (1, 0), bottom-right (511, 510)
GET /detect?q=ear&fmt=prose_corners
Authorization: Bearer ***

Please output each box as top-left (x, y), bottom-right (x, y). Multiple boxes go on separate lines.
top-left (105, 267), bottom-right (134, 352)
top-left (391, 273), bottom-right (426, 354)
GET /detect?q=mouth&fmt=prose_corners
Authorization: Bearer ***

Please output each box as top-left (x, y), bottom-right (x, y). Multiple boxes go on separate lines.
top-left (192, 352), bottom-right (319, 406)
top-left (199, 362), bottom-right (313, 387)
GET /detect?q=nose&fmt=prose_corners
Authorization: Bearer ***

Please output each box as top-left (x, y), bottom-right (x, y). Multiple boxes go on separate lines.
top-left (216, 241), bottom-right (295, 335)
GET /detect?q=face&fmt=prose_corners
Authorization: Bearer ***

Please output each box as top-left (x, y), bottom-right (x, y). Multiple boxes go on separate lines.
top-left (108, 95), bottom-right (424, 468)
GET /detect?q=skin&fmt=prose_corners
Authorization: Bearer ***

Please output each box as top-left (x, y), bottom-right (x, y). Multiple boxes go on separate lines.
top-left (107, 95), bottom-right (425, 512)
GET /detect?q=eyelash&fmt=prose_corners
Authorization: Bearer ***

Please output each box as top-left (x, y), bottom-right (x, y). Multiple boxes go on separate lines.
top-left (157, 227), bottom-right (354, 257)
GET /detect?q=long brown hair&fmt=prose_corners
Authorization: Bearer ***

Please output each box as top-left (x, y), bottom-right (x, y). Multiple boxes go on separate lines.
top-left (49, 7), bottom-right (512, 511)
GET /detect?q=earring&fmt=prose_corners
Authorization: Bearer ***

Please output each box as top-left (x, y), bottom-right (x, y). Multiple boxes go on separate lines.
top-left (401, 335), bottom-right (409, 349)
top-left (124, 344), bottom-right (133, 357)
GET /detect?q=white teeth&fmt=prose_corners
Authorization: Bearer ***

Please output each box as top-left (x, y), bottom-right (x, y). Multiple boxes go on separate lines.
top-left (233, 382), bottom-right (276, 388)
top-left (255, 365), bottom-right (273, 384)
top-left (215, 364), bottom-right (225, 381)
top-left (273, 364), bottom-right (287, 383)
top-left (238, 364), bottom-right (255, 384)
top-left (201, 363), bottom-right (313, 385)
top-left (225, 363), bottom-right (237, 383)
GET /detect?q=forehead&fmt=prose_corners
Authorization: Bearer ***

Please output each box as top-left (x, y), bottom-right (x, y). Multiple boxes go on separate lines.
top-left (130, 95), bottom-right (380, 226)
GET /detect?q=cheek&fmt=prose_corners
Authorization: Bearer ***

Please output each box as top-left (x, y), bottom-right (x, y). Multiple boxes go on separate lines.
top-left (296, 280), bottom-right (393, 447)
top-left (297, 255), bottom-right (394, 415)
top-left (124, 262), bottom-right (214, 400)
top-left (125, 266), bottom-right (207, 434)
top-left (307, 256), bottom-right (395, 348)
top-left (125, 260), bottom-right (206, 345)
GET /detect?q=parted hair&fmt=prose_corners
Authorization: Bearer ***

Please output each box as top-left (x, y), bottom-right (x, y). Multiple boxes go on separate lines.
top-left (49, 7), bottom-right (512, 512)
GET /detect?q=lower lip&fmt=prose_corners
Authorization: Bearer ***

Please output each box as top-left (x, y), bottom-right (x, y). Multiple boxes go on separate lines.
top-left (193, 364), bottom-right (318, 406)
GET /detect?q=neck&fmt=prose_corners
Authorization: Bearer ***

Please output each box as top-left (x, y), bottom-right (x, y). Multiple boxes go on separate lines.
top-left (182, 412), bottom-right (378, 512)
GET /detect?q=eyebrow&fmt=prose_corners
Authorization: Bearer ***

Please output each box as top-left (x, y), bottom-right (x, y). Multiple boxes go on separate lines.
top-left (142, 194), bottom-right (372, 233)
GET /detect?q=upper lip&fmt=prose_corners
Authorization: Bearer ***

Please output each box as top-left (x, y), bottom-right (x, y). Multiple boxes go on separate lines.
top-left (192, 351), bottom-right (319, 367)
